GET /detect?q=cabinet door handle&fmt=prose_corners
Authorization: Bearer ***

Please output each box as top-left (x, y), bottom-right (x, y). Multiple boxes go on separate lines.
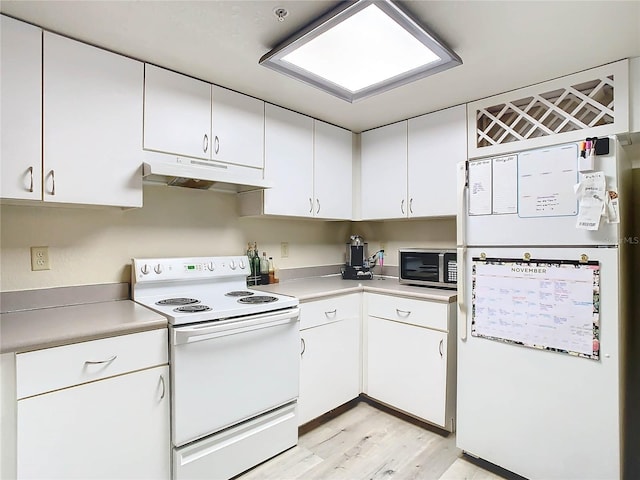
top-left (84, 354), bottom-right (117, 365)
top-left (214, 135), bottom-right (220, 154)
top-left (409, 198), bottom-right (414, 214)
top-left (203, 134), bottom-right (209, 153)
top-left (300, 337), bottom-right (306, 356)
top-left (324, 309), bottom-right (337, 317)
top-left (27, 166), bottom-right (34, 193)
top-left (400, 199), bottom-right (405, 214)
top-left (439, 339), bottom-right (444, 357)
top-left (309, 198), bottom-right (313, 214)
top-left (396, 308), bottom-right (411, 316)
top-left (49, 170), bottom-right (56, 196)
top-left (316, 198), bottom-right (320, 214)
top-left (159, 374), bottom-right (166, 400)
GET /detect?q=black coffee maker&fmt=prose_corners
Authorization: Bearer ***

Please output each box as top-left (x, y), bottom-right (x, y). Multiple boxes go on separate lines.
top-left (341, 235), bottom-right (373, 280)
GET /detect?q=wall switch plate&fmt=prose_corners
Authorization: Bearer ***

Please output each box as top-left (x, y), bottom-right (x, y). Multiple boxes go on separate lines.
top-left (281, 242), bottom-right (289, 258)
top-left (31, 246), bottom-right (50, 271)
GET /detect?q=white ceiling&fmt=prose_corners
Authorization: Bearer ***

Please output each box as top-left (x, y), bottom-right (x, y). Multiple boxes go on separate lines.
top-left (2, 0), bottom-right (639, 133)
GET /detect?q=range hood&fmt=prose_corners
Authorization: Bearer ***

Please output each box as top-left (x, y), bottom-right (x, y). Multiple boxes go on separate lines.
top-left (142, 151), bottom-right (272, 193)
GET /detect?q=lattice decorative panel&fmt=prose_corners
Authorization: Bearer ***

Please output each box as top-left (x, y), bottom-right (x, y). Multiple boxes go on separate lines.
top-left (467, 60), bottom-right (629, 158)
top-left (476, 76), bottom-right (614, 148)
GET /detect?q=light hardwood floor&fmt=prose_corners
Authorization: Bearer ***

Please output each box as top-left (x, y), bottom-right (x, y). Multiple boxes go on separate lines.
top-left (235, 399), bottom-right (522, 480)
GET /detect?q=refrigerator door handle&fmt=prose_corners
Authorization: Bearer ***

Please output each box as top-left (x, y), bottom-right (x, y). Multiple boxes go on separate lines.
top-left (456, 161), bottom-right (467, 246)
top-left (457, 246), bottom-right (467, 341)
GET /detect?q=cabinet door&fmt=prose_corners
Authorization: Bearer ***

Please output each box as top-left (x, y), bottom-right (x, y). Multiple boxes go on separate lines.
top-left (211, 85), bottom-right (264, 169)
top-left (408, 105), bottom-right (466, 217)
top-left (43, 32), bottom-right (143, 207)
top-left (1, 16), bottom-right (42, 201)
top-left (366, 316), bottom-right (447, 427)
top-left (17, 365), bottom-right (170, 480)
top-left (144, 64), bottom-right (211, 160)
top-left (360, 121), bottom-right (407, 220)
top-left (264, 104), bottom-right (314, 217)
top-left (299, 317), bottom-right (360, 425)
top-left (313, 120), bottom-right (353, 220)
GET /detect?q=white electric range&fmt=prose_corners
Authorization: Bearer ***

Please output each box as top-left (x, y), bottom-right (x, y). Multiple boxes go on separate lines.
top-left (131, 256), bottom-right (300, 480)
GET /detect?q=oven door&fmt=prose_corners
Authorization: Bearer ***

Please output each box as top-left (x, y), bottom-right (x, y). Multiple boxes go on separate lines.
top-left (171, 307), bottom-right (300, 447)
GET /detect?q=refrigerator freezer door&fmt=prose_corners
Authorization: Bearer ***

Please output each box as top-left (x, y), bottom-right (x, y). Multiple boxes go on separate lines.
top-left (463, 143), bottom-right (622, 247)
top-left (457, 246), bottom-right (621, 480)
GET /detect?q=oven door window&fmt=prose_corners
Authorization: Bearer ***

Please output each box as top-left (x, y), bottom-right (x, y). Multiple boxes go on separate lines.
top-left (401, 253), bottom-right (440, 283)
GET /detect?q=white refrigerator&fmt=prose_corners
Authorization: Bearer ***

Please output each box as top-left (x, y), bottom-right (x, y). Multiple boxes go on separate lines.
top-left (456, 140), bottom-right (631, 479)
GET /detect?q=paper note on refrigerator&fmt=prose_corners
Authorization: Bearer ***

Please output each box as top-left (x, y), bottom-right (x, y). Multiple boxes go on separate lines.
top-left (518, 144), bottom-right (578, 218)
top-left (468, 159), bottom-right (492, 215)
top-left (472, 258), bottom-right (600, 360)
top-left (574, 171), bottom-right (606, 230)
top-left (492, 155), bottom-right (518, 214)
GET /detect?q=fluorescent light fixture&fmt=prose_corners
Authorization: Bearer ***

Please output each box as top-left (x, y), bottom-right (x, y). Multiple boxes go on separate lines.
top-left (259, 0), bottom-right (462, 103)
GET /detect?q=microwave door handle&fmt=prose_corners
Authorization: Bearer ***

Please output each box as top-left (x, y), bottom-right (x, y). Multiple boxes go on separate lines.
top-left (438, 253), bottom-right (444, 284)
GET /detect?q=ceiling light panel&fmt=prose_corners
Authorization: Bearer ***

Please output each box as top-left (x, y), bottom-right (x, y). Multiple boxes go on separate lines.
top-left (260, 0), bottom-right (462, 102)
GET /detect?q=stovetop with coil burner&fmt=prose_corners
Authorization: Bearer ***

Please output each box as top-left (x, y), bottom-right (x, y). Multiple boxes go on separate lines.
top-left (131, 256), bottom-right (298, 325)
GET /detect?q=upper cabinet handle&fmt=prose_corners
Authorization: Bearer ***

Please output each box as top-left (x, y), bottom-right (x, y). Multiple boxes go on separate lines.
top-left (409, 198), bottom-right (414, 214)
top-left (316, 199), bottom-right (320, 215)
top-left (84, 354), bottom-right (117, 365)
top-left (214, 135), bottom-right (220, 154)
top-left (27, 166), bottom-right (34, 193)
top-left (401, 199), bottom-right (405, 214)
top-left (203, 134), bottom-right (209, 153)
top-left (50, 170), bottom-right (56, 196)
top-left (309, 198), bottom-right (313, 214)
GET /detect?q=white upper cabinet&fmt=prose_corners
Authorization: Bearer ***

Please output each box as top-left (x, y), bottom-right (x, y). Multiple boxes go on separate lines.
top-left (360, 121), bottom-right (408, 220)
top-left (263, 104), bottom-right (314, 217)
top-left (143, 64), bottom-right (212, 160)
top-left (211, 85), bottom-right (264, 169)
top-left (407, 105), bottom-right (466, 217)
top-left (630, 57), bottom-right (640, 133)
top-left (43, 32), bottom-right (143, 207)
top-left (313, 120), bottom-right (353, 220)
top-left (1, 16), bottom-right (42, 201)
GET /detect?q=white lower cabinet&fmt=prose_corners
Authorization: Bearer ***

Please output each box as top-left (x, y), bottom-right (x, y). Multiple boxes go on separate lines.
top-left (298, 294), bottom-right (360, 426)
top-left (13, 329), bottom-right (170, 480)
top-left (364, 293), bottom-right (456, 431)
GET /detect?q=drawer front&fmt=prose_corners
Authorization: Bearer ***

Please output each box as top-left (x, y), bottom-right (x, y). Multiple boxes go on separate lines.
top-left (300, 294), bottom-right (360, 330)
top-left (366, 294), bottom-right (449, 331)
top-left (16, 329), bottom-right (168, 399)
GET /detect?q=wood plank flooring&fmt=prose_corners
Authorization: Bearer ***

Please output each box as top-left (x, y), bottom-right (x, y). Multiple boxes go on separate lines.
top-left (235, 399), bottom-right (520, 480)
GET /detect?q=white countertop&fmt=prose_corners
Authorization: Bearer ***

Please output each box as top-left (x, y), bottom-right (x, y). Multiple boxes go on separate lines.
top-left (0, 300), bottom-right (167, 354)
top-left (255, 275), bottom-right (457, 303)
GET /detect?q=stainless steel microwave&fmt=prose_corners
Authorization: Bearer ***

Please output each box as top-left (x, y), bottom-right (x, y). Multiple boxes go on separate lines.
top-left (398, 249), bottom-right (457, 289)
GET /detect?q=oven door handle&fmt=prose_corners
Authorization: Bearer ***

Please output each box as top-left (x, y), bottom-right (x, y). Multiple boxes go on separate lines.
top-left (173, 308), bottom-right (300, 345)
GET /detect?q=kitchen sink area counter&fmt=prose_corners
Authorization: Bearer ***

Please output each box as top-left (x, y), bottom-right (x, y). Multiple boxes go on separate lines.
top-left (255, 274), bottom-right (457, 303)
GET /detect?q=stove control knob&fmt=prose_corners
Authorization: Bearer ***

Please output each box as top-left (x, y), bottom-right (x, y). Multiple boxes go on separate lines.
top-left (229, 259), bottom-right (237, 270)
top-left (206, 262), bottom-right (215, 271)
top-left (154, 264), bottom-right (163, 274)
top-left (140, 264), bottom-right (150, 275)
top-left (239, 259), bottom-right (246, 270)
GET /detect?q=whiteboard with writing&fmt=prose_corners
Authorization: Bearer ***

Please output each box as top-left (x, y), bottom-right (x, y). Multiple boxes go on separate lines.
top-left (472, 258), bottom-right (600, 360)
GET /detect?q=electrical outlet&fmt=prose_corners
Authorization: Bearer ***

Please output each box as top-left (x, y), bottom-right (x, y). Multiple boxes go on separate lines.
top-left (31, 246), bottom-right (51, 271)
top-left (281, 242), bottom-right (289, 258)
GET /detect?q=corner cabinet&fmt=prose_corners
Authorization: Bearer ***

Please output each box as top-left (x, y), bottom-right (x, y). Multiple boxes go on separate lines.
top-left (0, 16), bottom-right (42, 201)
top-left (239, 106), bottom-right (353, 219)
top-left (364, 293), bottom-right (456, 431)
top-left (298, 294), bottom-right (361, 426)
top-left (8, 329), bottom-right (170, 480)
top-left (43, 32), bottom-right (143, 207)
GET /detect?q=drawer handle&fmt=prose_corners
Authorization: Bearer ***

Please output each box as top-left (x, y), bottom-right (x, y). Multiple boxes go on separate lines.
top-left (300, 337), bottom-right (306, 356)
top-left (439, 339), bottom-right (444, 358)
top-left (84, 355), bottom-right (117, 365)
top-left (324, 309), bottom-right (337, 317)
top-left (396, 308), bottom-right (411, 316)
top-left (159, 374), bottom-right (166, 400)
